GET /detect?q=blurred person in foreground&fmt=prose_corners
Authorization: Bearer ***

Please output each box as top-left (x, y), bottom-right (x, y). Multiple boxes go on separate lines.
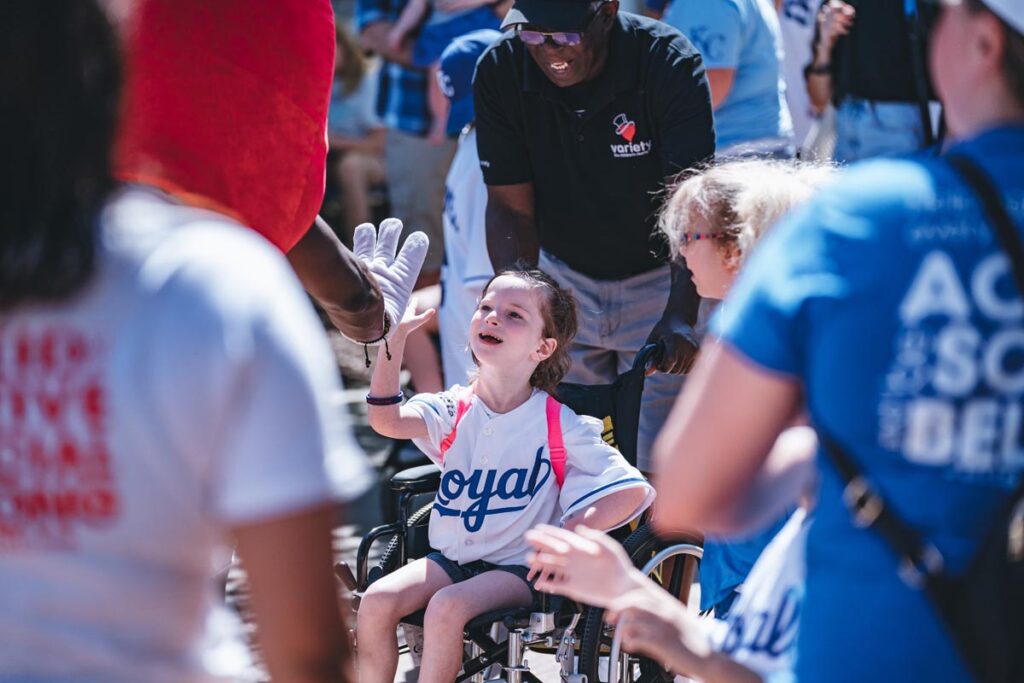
top-left (654, 1), bottom-right (1024, 680)
top-left (0, 2), bottom-right (373, 681)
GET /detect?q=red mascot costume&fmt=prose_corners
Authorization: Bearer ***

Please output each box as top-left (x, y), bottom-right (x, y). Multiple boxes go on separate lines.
top-left (114, 0), bottom-right (335, 252)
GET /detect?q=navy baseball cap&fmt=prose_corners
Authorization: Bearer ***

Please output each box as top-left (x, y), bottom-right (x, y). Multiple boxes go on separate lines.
top-left (438, 29), bottom-right (502, 137)
top-left (500, 0), bottom-right (600, 30)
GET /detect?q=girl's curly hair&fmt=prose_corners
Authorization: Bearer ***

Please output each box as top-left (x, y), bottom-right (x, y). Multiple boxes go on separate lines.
top-left (479, 266), bottom-right (578, 395)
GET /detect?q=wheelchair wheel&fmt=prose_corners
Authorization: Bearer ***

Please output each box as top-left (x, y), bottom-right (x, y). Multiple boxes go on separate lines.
top-left (576, 524), bottom-right (702, 683)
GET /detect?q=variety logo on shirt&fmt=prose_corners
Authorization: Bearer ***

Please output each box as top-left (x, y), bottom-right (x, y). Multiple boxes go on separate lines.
top-left (610, 113), bottom-right (652, 159)
top-left (0, 326), bottom-right (120, 550)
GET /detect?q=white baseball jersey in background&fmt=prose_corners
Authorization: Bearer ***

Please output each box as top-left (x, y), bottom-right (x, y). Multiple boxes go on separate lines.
top-left (707, 507), bottom-right (809, 681)
top-left (406, 388), bottom-right (655, 567)
top-left (778, 0), bottom-right (818, 151)
top-left (0, 186), bottom-right (372, 682)
top-left (439, 127), bottom-right (493, 388)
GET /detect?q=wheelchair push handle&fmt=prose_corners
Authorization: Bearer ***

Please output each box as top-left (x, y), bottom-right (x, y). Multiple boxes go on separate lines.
top-left (631, 342), bottom-right (665, 374)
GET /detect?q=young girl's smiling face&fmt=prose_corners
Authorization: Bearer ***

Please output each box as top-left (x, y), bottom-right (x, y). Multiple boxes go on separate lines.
top-left (470, 275), bottom-right (556, 369)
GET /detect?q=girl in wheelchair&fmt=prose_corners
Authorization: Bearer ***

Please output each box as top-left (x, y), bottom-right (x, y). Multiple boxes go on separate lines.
top-left (359, 267), bottom-right (655, 683)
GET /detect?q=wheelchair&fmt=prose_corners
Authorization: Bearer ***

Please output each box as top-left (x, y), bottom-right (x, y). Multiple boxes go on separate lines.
top-left (338, 344), bottom-right (703, 683)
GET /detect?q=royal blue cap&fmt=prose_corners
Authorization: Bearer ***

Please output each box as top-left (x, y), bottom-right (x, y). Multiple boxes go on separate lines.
top-left (438, 29), bottom-right (503, 137)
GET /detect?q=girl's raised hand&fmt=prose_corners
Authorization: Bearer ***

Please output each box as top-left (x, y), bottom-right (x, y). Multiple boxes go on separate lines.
top-left (393, 298), bottom-right (436, 340)
top-left (525, 525), bottom-right (643, 607)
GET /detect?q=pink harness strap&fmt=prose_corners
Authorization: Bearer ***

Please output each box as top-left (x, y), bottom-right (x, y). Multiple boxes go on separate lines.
top-left (437, 389), bottom-right (566, 489)
top-left (546, 395), bottom-right (566, 488)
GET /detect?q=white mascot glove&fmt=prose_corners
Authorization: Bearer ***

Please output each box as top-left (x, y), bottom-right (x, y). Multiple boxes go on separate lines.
top-left (352, 217), bottom-right (429, 345)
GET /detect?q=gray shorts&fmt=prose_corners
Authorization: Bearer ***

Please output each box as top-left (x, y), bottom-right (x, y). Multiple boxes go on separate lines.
top-left (384, 130), bottom-right (456, 273)
top-left (539, 251), bottom-right (687, 472)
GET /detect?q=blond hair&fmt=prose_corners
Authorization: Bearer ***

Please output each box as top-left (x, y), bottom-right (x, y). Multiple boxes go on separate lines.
top-left (658, 159), bottom-right (835, 269)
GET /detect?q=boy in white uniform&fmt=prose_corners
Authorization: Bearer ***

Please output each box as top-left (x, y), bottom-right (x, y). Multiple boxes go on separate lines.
top-left (437, 29), bottom-right (501, 387)
top-left (358, 267), bottom-right (655, 683)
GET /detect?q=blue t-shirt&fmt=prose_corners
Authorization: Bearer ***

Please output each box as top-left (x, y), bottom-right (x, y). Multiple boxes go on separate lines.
top-left (662, 0), bottom-right (792, 152)
top-left (715, 126), bottom-right (1024, 681)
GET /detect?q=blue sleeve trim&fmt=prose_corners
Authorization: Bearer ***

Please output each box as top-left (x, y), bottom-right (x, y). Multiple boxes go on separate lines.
top-left (407, 396), bottom-right (442, 418)
top-left (565, 477), bottom-right (648, 512)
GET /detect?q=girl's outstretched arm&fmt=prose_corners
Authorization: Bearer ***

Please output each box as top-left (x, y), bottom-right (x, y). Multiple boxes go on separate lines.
top-left (562, 486), bottom-right (650, 532)
top-left (367, 302), bottom-right (436, 440)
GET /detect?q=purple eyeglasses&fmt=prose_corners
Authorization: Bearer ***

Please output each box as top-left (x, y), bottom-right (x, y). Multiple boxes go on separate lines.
top-left (680, 232), bottom-right (720, 245)
top-left (516, 27), bottom-right (584, 47)
top-left (515, 8), bottom-right (602, 47)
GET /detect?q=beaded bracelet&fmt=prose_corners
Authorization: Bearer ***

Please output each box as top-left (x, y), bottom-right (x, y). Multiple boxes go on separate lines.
top-left (366, 391), bottom-right (405, 406)
top-left (359, 312), bottom-right (393, 368)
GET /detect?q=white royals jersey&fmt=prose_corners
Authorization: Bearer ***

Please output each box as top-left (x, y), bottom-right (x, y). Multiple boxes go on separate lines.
top-left (706, 508), bottom-right (810, 681)
top-left (406, 387), bottom-right (655, 567)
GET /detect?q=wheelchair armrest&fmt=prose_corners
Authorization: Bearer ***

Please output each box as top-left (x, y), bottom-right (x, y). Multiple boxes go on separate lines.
top-left (390, 463), bottom-right (441, 494)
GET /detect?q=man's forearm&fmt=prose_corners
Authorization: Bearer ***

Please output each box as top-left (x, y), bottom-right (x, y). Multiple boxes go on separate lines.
top-left (286, 216), bottom-right (385, 340)
top-left (661, 259), bottom-right (700, 326)
top-left (485, 202), bottom-right (539, 270)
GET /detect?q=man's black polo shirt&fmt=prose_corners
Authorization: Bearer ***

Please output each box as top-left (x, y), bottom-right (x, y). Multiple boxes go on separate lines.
top-left (474, 12), bottom-right (715, 281)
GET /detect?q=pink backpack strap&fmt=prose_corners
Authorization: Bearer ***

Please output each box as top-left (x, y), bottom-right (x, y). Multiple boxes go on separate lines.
top-left (438, 387), bottom-right (473, 463)
top-left (546, 395), bottom-right (566, 488)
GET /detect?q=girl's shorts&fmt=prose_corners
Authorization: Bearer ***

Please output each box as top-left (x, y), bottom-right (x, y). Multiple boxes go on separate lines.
top-left (426, 550), bottom-right (540, 605)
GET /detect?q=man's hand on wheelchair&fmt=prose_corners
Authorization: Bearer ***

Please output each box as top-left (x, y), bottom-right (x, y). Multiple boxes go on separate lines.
top-left (524, 525), bottom-right (645, 607)
top-left (352, 217), bottom-right (429, 342)
top-left (645, 315), bottom-right (700, 376)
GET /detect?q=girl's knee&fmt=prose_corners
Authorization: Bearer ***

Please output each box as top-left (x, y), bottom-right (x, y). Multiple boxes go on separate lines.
top-left (357, 585), bottom-right (402, 630)
top-left (423, 587), bottom-right (472, 631)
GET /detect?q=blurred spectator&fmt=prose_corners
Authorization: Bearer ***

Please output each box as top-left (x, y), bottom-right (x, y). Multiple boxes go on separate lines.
top-left (385, 0), bottom-right (506, 145)
top-left (778, 0), bottom-right (819, 154)
top-left (477, 0), bottom-right (715, 471)
top-left (328, 23), bottom-right (387, 236)
top-left (357, 0), bottom-right (465, 287)
top-left (658, 0), bottom-right (795, 158)
top-left (0, 2), bottom-right (370, 681)
top-left (806, 0), bottom-right (939, 163)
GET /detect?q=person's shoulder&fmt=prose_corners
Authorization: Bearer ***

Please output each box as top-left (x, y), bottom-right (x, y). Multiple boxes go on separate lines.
top-left (478, 29), bottom-right (522, 72)
top-left (811, 156), bottom-right (944, 234)
top-left (620, 12), bottom-right (702, 67)
top-left (103, 185), bottom-right (302, 317)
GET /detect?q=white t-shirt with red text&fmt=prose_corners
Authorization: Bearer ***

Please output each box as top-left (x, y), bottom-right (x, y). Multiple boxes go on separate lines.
top-left (0, 186), bottom-right (371, 682)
